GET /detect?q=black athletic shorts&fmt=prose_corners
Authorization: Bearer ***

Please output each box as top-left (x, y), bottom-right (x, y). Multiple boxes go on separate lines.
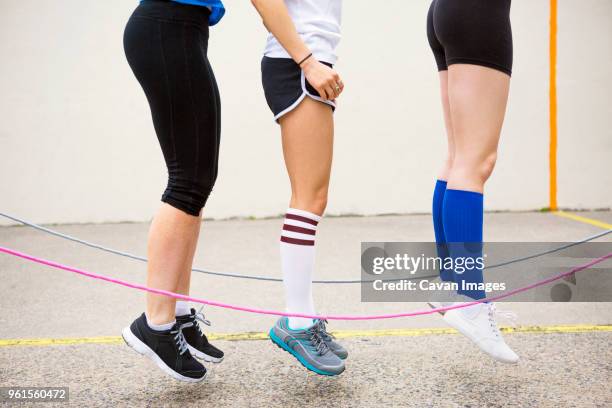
top-left (261, 56), bottom-right (336, 122)
top-left (427, 0), bottom-right (513, 76)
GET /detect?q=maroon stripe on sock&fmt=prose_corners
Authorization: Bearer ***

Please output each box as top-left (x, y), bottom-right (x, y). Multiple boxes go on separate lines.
top-left (280, 236), bottom-right (315, 246)
top-left (285, 213), bottom-right (319, 226)
top-left (283, 224), bottom-right (316, 235)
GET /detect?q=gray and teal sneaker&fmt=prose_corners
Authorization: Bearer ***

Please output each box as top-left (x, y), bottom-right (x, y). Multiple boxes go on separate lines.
top-left (315, 319), bottom-right (348, 360)
top-left (269, 317), bottom-right (345, 376)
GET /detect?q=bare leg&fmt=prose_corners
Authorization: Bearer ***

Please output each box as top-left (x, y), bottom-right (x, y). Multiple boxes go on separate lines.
top-left (146, 203), bottom-right (201, 325)
top-left (175, 217), bottom-right (201, 300)
top-left (446, 64), bottom-right (510, 192)
top-left (438, 70), bottom-right (455, 181)
top-left (280, 98), bottom-right (334, 216)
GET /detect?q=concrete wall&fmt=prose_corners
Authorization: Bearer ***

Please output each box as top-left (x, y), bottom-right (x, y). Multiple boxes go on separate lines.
top-left (0, 0), bottom-right (610, 225)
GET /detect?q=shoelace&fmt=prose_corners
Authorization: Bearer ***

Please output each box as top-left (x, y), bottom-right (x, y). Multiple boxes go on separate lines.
top-left (192, 306), bottom-right (211, 337)
top-left (315, 319), bottom-right (336, 342)
top-left (305, 326), bottom-right (330, 356)
top-left (170, 322), bottom-right (194, 355)
top-left (486, 303), bottom-right (518, 337)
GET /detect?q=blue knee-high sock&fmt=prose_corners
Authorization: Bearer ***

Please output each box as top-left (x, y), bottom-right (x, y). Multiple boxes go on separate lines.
top-left (442, 189), bottom-right (486, 300)
top-left (432, 180), bottom-right (453, 282)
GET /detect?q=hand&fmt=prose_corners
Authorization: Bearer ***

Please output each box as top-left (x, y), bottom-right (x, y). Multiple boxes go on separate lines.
top-left (301, 58), bottom-right (344, 101)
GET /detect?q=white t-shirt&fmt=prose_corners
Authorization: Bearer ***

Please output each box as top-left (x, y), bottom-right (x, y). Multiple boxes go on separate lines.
top-left (263, 0), bottom-right (342, 64)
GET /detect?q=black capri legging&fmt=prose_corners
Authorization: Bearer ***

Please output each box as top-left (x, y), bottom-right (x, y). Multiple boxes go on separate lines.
top-left (427, 0), bottom-right (513, 76)
top-left (123, 0), bottom-right (221, 216)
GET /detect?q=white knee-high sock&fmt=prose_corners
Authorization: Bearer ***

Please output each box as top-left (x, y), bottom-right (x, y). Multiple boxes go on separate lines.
top-left (280, 208), bottom-right (321, 329)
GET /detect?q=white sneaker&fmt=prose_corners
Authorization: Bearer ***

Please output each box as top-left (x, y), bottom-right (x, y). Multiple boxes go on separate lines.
top-left (443, 302), bottom-right (520, 364)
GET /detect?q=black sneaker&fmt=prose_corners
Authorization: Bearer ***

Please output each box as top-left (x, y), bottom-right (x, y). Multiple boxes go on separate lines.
top-left (122, 313), bottom-right (207, 382)
top-left (176, 308), bottom-right (224, 363)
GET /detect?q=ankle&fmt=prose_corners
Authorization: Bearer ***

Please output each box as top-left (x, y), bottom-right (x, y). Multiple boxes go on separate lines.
top-left (145, 313), bottom-right (175, 331)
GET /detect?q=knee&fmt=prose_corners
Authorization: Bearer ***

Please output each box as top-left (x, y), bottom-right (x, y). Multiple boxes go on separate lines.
top-left (291, 188), bottom-right (328, 216)
top-left (310, 193), bottom-right (328, 215)
top-left (162, 178), bottom-right (215, 217)
top-left (451, 152), bottom-right (498, 185)
top-left (480, 152), bottom-right (498, 181)
top-left (445, 153), bottom-right (455, 169)
top-left (439, 154), bottom-right (454, 180)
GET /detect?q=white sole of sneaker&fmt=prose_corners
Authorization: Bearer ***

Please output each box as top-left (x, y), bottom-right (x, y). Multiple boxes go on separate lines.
top-left (121, 327), bottom-right (207, 383)
top-left (443, 311), bottom-right (519, 364)
top-left (187, 344), bottom-right (224, 364)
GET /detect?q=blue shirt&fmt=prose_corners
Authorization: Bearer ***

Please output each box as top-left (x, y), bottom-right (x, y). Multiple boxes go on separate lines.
top-left (172, 0), bottom-right (225, 26)
top-left (141, 0), bottom-right (224, 26)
